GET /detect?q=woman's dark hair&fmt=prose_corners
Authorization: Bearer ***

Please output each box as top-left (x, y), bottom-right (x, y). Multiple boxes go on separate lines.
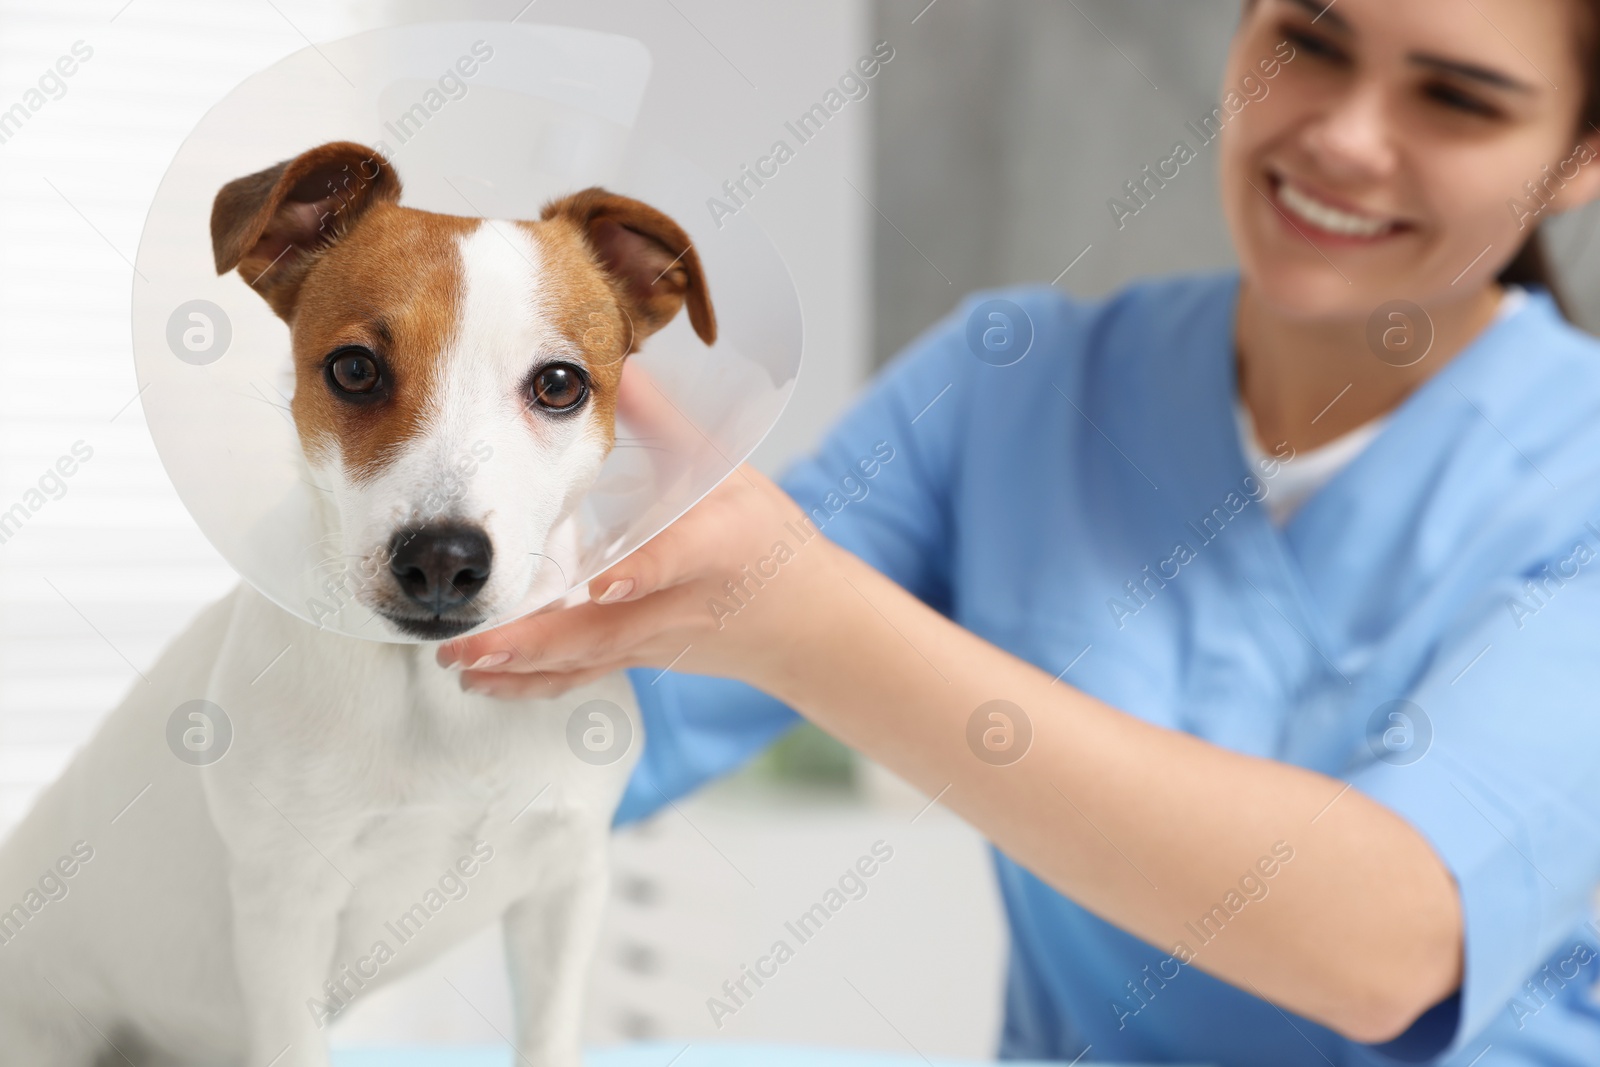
top-left (1476, 2), bottom-right (1600, 319)
top-left (1498, 234), bottom-right (1567, 316)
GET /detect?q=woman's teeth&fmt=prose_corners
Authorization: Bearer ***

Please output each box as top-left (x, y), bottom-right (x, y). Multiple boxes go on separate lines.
top-left (1277, 178), bottom-right (1395, 238)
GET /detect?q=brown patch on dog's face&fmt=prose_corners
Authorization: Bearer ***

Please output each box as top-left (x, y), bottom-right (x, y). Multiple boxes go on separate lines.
top-left (516, 191), bottom-right (717, 456)
top-left (286, 203), bottom-right (476, 481)
top-left (518, 215), bottom-right (634, 453)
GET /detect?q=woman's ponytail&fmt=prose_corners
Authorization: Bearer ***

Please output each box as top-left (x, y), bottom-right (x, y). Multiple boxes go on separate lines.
top-left (1496, 0), bottom-right (1600, 321)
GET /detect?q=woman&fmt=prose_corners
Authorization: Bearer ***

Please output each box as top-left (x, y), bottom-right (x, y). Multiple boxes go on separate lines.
top-left (442, 0), bottom-right (1600, 1062)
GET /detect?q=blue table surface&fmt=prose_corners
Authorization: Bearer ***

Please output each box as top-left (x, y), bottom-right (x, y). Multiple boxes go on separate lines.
top-left (329, 1043), bottom-right (1210, 1066)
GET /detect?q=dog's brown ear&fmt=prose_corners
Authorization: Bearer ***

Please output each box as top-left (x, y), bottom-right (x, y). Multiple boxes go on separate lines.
top-left (211, 141), bottom-right (400, 320)
top-left (541, 188), bottom-right (716, 350)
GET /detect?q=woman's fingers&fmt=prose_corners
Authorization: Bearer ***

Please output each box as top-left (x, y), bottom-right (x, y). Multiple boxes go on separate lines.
top-left (587, 523), bottom-right (694, 604)
top-left (442, 581), bottom-right (708, 674)
top-left (438, 463), bottom-right (814, 693)
top-left (438, 488), bottom-right (717, 669)
top-left (523, 582), bottom-right (712, 673)
top-left (586, 469), bottom-right (763, 603)
top-left (616, 360), bottom-right (705, 455)
top-left (458, 660), bottom-right (626, 699)
top-left (441, 473), bottom-right (732, 669)
top-left (437, 611), bottom-right (543, 669)
top-left (614, 361), bottom-right (704, 495)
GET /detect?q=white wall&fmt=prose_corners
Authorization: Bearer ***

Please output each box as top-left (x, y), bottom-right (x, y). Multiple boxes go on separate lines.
top-left (0, 0), bottom-right (387, 830)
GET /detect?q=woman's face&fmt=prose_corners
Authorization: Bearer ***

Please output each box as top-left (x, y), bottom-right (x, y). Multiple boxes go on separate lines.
top-left (1221, 0), bottom-right (1600, 319)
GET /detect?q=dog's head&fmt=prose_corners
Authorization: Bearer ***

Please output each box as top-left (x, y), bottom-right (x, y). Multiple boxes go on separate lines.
top-left (211, 140), bottom-right (715, 640)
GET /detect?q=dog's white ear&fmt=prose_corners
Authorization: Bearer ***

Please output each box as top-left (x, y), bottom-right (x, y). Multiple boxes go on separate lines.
top-left (211, 140), bottom-right (401, 320)
top-left (541, 188), bottom-right (716, 351)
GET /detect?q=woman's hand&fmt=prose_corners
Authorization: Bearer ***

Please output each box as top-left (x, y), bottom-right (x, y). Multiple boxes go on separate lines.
top-left (440, 360), bottom-right (840, 696)
top-left (438, 462), bottom-right (833, 697)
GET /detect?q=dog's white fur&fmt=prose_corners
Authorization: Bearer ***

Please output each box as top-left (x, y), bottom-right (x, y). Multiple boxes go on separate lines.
top-left (323, 223), bottom-right (613, 627)
top-left (0, 202), bottom-right (654, 1065)
top-left (0, 583), bottom-right (639, 1067)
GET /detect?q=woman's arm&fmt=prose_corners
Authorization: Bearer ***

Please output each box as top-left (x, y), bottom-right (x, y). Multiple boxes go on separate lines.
top-left (441, 464), bottom-right (1463, 1044)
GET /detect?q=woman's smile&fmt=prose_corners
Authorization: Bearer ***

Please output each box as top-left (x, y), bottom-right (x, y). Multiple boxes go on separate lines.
top-left (1266, 168), bottom-right (1413, 245)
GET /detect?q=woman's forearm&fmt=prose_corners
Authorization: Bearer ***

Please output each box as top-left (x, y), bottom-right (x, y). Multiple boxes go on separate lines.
top-left (445, 466), bottom-right (1463, 1043)
top-left (760, 541), bottom-right (1463, 1045)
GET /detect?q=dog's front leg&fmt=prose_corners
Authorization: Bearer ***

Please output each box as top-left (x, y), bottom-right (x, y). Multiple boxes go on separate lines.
top-left (226, 845), bottom-right (353, 1067)
top-left (503, 822), bottom-right (613, 1067)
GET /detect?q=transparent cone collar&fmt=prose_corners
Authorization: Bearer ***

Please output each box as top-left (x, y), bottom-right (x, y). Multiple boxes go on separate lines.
top-left (133, 22), bottom-right (802, 642)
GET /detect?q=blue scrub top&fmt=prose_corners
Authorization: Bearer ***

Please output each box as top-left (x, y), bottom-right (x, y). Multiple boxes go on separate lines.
top-left (616, 270), bottom-right (1600, 1066)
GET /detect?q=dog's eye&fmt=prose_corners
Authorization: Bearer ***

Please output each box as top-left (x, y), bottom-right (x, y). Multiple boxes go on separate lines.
top-left (327, 347), bottom-right (381, 395)
top-left (528, 362), bottom-right (588, 412)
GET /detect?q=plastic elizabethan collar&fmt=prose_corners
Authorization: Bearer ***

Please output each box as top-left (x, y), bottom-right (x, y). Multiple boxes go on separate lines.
top-left (131, 22), bottom-right (802, 643)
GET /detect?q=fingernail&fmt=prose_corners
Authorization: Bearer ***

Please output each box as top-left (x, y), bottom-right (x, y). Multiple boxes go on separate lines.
top-left (597, 578), bottom-right (634, 604)
top-left (469, 651), bottom-right (511, 670)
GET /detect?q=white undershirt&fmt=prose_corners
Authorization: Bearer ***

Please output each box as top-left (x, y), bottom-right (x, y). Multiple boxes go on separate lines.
top-left (1235, 285), bottom-right (1529, 526)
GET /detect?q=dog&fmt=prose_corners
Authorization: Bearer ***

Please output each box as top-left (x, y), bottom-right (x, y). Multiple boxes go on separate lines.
top-left (0, 140), bottom-right (715, 1067)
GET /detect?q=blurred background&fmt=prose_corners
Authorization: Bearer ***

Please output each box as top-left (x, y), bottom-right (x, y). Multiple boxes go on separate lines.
top-left (3, 0), bottom-right (1600, 1059)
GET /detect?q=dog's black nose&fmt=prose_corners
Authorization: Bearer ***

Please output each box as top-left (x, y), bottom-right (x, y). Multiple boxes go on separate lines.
top-left (388, 524), bottom-right (492, 614)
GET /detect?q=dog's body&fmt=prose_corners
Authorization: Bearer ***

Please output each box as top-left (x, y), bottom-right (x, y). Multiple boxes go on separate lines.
top-left (0, 579), bottom-right (639, 1067)
top-left (0, 141), bottom-right (715, 1067)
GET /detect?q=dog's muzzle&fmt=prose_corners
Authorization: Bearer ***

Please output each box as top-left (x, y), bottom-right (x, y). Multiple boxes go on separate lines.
top-left (382, 522), bottom-right (492, 638)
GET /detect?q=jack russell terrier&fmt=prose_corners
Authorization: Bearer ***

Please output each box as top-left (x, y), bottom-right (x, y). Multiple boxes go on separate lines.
top-left (0, 139), bottom-right (715, 1067)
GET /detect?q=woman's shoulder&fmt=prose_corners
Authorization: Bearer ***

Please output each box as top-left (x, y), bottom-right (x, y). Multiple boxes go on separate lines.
top-left (1511, 286), bottom-right (1600, 371)
top-left (1456, 287), bottom-right (1600, 443)
top-left (1453, 289), bottom-right (1600, 514)
top-left (950, 268), bottom-right (1238, 341)
top-left (884, 268), bottom-right (1238, 386)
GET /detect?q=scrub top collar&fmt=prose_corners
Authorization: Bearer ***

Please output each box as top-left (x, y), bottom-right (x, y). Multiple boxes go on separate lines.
top-left (1200, 272), bottom-right (1566, 700)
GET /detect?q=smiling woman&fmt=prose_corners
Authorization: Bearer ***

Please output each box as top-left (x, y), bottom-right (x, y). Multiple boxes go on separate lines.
top-left (448, 1), bottom-right (1600, 1063)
